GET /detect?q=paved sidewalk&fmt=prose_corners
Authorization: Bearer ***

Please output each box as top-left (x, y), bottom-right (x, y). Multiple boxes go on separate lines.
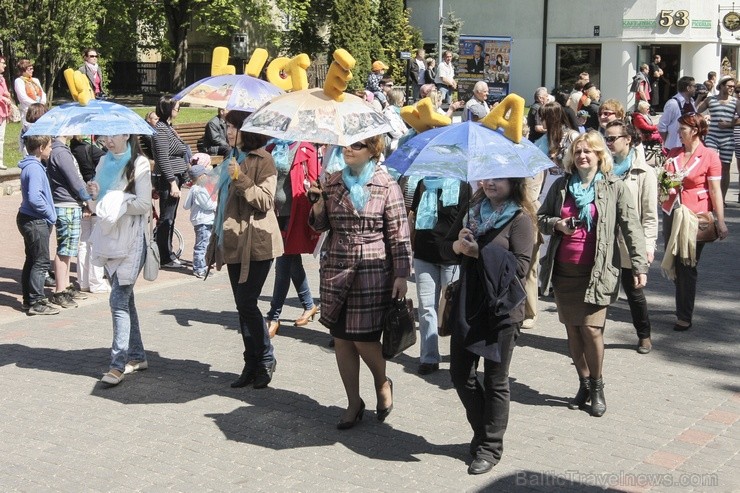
top-left (0, 181), bottom-right (738, 492)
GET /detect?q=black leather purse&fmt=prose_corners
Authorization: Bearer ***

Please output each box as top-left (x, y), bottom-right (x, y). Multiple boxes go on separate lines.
top-left (382, 298), bottom-right (416, 360)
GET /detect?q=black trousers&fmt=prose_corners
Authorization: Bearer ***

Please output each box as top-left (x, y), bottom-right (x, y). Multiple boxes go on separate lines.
top-left (620, 268), bottom-right (651, 339)
top-left (227, 260), bottom-right (275, 370)
top-left (155, 173), bottom-right (185, 265)
top-left (449, 324), bottom-right (518, 464)
top-left (662, 212), bottom-right (706, 323)
top-left (16, 213), bottom-right (52, 305)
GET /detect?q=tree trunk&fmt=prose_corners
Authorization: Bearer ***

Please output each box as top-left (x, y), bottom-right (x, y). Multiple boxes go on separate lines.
top-left (172, 27), bottom-right (189, 91)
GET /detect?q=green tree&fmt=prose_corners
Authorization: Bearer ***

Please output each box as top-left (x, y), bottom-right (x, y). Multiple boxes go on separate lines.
top-left (375, 0), bottom-right (414, 82)
top-left (427, 9), bottom-right (463, 62)
top-left (0, 0), bottom-right (104, 100)
top-left (328, 0), bottom-right (373, 92)
top-left (278, 0), bottom-right (332, 58)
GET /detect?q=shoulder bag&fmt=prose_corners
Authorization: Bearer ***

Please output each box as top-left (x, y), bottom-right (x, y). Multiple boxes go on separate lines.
top-left (437, 266), bottom-right (460, 337)
top-left (143, 214), bottom-right (160, 281)
top-left (9, 102), bottom-right (21, 123)
top-left (695, 211), bottom-right (719, 243)
top-left (382, 298), bottom-right (417, 359)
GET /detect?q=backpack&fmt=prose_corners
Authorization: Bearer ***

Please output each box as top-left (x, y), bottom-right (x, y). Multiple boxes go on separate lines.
top-left (629, 75), bottom-right (641, 93)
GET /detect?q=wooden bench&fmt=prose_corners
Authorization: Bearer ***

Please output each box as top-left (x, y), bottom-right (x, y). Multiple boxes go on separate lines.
top-left (140, 122), bottom-right (225, 167)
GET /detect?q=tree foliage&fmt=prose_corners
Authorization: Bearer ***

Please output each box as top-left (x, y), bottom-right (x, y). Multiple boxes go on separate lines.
top-left (328, 0), bottom-right (373, 92)
top-left (0, 0), bottom-right (104, 100)
top-left (374, 0), bottom-right (414, 82)
top-left (427, 9), bottom-right (463, 62)
top-left (278, 0), bottom-right (332, 58)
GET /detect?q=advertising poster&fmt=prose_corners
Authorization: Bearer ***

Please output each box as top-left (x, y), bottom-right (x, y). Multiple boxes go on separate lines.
top-left (457, 35), bottom-right (512, 103)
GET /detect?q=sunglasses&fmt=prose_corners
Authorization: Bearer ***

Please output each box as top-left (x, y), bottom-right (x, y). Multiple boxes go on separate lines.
top-left (349, 142), bottom-right (369, 150)
top-left (604, 135), bottom-right (627, 143)
top-left (87, 54), bottom-right (99, 58)
top-left (600, 111), bottom-right (616, 117)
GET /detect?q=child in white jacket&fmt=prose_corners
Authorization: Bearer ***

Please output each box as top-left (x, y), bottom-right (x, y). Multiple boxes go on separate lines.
top-left (183, 163), bottom-right (216, 277)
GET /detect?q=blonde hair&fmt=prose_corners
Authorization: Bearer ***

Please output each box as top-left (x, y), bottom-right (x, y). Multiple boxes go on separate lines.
top-left (600, 99), bottom-right (625, 119)
top-left (562, 131), bottom-right (613, 174)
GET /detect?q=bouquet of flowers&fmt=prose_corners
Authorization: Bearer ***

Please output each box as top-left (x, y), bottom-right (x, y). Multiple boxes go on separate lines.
top-left (657, 158), bottom-right (687, 203)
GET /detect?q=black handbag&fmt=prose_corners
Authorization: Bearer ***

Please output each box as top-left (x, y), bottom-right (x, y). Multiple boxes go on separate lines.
top-left (382, 298), bottom-right (417, 360)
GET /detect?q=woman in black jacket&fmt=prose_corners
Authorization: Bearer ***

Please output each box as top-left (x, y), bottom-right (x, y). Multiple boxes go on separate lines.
top-left (447, 177), bottom-right (535, 475)
top-left (152, 95), bottom-right (189, 268)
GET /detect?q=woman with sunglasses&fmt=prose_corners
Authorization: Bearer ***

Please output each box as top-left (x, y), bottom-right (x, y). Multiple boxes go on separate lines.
top-left (308, 135), bottom-right (411, 429)
top-left (447, 177), bottom-right (535, 475)
top-left (604, 120), bottom-right (658, 354)
top-left (597, 99), bottom-right (625, 134)
top-left (209, 110), bottom-right (283, 389)
top-left (661, 113), bottom-right (729, 331)
top-left (694, 75), bottom-right (736, 203)
top-left (539, 131), bottom-right (648, 417)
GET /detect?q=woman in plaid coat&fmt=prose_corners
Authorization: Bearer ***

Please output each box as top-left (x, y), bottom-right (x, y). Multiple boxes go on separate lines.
top-left (309, 134), bottom-right (412, 429)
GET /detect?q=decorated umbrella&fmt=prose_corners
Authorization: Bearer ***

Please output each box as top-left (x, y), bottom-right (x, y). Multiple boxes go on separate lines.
top-left (240, 87), bottom-right (392, 146)
top-left (173, 74), bottom-right (284, 112)
top-left (24, 99), bottom-right (154, 137)
top-left (384, 119), bottom-right (554, 182)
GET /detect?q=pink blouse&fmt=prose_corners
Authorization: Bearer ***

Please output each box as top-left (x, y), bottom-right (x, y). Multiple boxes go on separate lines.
top-left (556, 195), bottom-right (598, 265)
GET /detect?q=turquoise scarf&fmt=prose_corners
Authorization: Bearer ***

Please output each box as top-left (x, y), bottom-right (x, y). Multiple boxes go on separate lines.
top-left (342, 160), bottom-right (375, 212)
top-left (567, 171), bottom-right (604, 232)
top-left (416, 177), bottom-right (461, 229)
top-left (324, 145), bottom-right (347, 174)
top-left (469, 199), bottom-right (520, 238)
top-left (96, 144), bottom-right (131, 199)
top-left (268, 138), bottom-right (294, 171)
top-left (214, 148), bottom-right (246, 245)
top-left (612, 149), bottom-right (633, 179)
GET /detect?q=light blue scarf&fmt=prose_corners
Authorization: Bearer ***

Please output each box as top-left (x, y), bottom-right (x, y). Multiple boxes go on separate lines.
top-left (567, 171), bottom-right (604, 232)
top-left (416, 177), bottom-right (461, 229)
top-left (214, 148), bottom-right (246, 245)
top-left (268, 138), bottom-right (294, 171)
top-left (612, 149), bottom-right (633, 178)
top-left (324, 145), bottom-right (347, 174)
top-left (469, 199), bottom-right (520, 238)
top-left (342, 160), bottom-right (375, 212)
top-left (96, 144), bottom-right (131, 199)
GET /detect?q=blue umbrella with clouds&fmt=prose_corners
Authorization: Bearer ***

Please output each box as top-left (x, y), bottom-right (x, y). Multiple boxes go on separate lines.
top-left (384, 120), bottom-right (554, 182)
top-left (24, 99), bottom-right (154, 136)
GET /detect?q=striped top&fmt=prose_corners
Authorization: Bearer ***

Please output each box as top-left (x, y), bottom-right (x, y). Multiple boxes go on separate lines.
top-left (705, 96), bottom-right (736, 142)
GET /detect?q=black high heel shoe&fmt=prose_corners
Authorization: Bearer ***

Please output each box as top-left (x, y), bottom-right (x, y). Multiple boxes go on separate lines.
top-left (376, 377), bottom-right (394, 422)
top-left (337, 399), bottom-right (365, 430)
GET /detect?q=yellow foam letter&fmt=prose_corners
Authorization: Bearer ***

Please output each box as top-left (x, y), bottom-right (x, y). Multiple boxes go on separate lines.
top-left (245, 48), bottom-right (269, 77)
top-left (400, 98), bottom-right (451, 132)
top-left (479, 93), bottom-right (524, 143)
top-left (323, 49), bottom-right (356, 101)
top-left (211, 47), bottom-right (236, 76)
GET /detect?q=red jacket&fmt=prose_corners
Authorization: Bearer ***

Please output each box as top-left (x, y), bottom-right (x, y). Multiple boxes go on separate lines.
top-left (270, 142), bottom-right (321, 254)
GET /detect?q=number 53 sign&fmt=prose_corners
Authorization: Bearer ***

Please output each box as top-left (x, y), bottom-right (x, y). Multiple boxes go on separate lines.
top-left (658, 9), bottom-right (689, 28)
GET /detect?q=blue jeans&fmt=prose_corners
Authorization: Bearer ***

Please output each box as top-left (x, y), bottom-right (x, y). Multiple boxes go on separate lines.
top-left (16, 213), bottom-right (52, 305)
top-left (227, 260), bottom-right (275, 370)
top-left (108, 247), bottom-right (146, 372)
top-left (192, 223), bottom-right (212, 274)
top-left (414, 258), bottom-right (458, 364)
top-left (266, 254), bottom-right (315, 321)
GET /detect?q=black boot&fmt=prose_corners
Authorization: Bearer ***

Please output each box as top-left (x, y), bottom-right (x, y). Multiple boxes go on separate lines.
top-left (568, 377), bottom-right (591, 410)
top-left (589, 377), bottom-right (606, 417)
top-left (230, 352), bottom-right (255, 388)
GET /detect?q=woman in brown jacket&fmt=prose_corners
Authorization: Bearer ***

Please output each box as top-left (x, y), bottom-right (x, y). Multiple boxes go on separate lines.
top-left (209, 110), bottom-right (283, 389)
top-left (308, 135), bottom-right (412, 429)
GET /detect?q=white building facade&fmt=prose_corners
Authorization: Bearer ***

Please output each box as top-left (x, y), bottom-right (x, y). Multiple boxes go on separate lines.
top-left (408, 0), bottom-right (740, 108)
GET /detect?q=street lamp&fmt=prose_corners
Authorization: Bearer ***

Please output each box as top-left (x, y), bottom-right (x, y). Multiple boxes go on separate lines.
top-left (438, 0), bottom-right (444, 67)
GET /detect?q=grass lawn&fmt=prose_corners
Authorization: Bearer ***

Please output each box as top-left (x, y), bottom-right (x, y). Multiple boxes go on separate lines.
top-left (2, 106), bottom-right (215, 169)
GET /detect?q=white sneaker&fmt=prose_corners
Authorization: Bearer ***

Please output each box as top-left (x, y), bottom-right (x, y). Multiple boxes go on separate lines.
top-left (0, 163), bottom-right (8, 170)
top-left (124, 360), bottom-right (148, 374)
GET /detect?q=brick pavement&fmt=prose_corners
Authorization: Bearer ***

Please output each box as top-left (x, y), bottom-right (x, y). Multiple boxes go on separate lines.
top-left (0, 178), bottom-right (738, 492)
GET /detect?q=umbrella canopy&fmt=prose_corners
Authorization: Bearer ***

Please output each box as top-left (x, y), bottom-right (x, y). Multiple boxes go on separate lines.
top-left (24, 100), bottom-right (154, 137)
top-left (173, 74), bottom-right (284, 112)
top-left (240, 88), bottom-right (393, 146)
top-left (384, 121), bottom-right (554, 182)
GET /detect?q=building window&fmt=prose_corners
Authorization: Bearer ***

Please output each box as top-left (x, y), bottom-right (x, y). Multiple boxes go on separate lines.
top-left (556, 44), bottom-right (601, 89)
top-left (721, 45), bottom-right (738, 78)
